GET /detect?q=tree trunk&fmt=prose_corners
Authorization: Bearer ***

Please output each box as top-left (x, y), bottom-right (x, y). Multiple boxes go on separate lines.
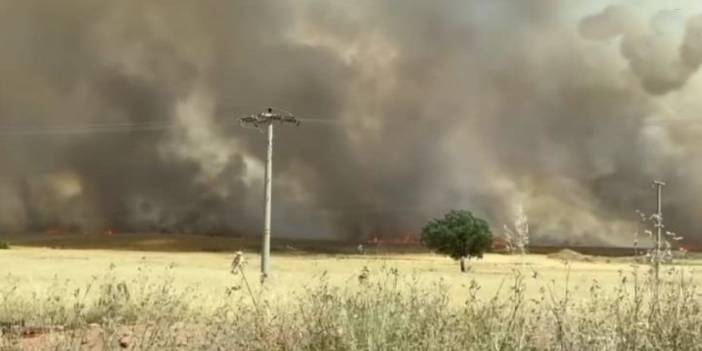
top-left (460, 257), bottom-right (466, 272)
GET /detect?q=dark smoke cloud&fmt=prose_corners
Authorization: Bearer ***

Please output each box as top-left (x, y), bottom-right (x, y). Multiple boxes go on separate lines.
top-left (580, 5), bottom-right (702, 94)
top-left (1, 1), bottom-right (702, 245)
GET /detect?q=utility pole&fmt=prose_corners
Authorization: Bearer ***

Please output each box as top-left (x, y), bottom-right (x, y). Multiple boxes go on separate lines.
top-left (240, 108), bottom-right (300, 282)
top-left (652, 180), bottom-right (666, 283)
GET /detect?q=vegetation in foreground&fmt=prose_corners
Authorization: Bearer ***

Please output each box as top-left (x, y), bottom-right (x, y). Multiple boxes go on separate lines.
top-left (0, 255), bottom-right (700, 350)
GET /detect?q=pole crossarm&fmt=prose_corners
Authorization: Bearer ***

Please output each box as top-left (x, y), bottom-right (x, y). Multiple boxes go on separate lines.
top-left (653, 180), bottom-right (667, 187)
top-left (240, 107), bottom-right (301, 129)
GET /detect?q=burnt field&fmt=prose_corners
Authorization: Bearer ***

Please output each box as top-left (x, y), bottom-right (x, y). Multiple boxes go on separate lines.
top-left (2, 232), bottom-right (692, 258)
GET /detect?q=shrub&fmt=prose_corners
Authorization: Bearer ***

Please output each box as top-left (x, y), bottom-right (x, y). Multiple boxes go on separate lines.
top-left (0, 241), bottom-right (9, 250)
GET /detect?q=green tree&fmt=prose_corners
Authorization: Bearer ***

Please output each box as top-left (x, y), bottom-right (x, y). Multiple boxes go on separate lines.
top-left (421, 210), bottom-right (492, 272)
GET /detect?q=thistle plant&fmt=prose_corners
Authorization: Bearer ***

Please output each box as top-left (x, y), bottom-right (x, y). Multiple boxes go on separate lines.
top-left (504, 203), bottom-right (531, 276)
top-left (634, 207), bottom-right (685, 304)
top-left (504, 203), bottom-right (529, 257)
top-left (229, 251), bottom-right (259, 312)
top-left (634, 211), bottom-right (683, 264)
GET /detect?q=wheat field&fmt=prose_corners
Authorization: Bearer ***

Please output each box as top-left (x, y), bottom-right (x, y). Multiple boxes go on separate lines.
top-left (0, 245), bottom-right (680, 302)
top-left (1, 235), bottom-right (701, 350)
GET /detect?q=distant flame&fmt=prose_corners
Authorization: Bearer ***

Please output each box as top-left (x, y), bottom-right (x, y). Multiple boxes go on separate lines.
top-left (491, 237), bottom-right (509, 250)
top-left (364, 233), bottom-right (419, 245)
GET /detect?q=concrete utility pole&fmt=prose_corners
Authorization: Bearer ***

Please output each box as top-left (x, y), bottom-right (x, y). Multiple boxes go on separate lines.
top-left (240, 108), bottom-right (300, 282)
top-left (653, 180), bottom-right (666, 282)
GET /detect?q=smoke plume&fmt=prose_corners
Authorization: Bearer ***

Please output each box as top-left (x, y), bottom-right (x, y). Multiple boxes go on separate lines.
top-left (1, 1), bottom-right (702, 245)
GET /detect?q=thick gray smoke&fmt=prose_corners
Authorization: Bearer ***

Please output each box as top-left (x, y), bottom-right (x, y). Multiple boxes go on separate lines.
top-left (1, 1), bottom-right (702, 245)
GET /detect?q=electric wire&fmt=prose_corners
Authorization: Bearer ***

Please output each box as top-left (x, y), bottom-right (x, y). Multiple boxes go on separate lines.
top-left (0, 120), bottom-right (243, 136)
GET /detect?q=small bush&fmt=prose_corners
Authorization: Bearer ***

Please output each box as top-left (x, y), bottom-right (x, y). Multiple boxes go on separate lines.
top-left (0, 241), bottom-right (9, 249)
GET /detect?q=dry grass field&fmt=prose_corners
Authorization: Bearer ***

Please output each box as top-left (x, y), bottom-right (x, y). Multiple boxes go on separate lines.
top-left (2, 233), bottom-right (690, 301)
top-left (0, 243), bottom-right (675, 302)
top-left (1, 234), bottom-right (701, 350)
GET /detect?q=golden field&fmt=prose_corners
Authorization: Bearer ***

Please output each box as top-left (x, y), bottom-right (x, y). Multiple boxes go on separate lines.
top-left (1, 233), bottom-right (698, 304)
top-left (2, 234), bottom-right (702, 350)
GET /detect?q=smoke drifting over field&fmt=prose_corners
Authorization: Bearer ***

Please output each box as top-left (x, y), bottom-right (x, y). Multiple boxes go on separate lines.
top-left (2, 1), bottom-right (702, 244)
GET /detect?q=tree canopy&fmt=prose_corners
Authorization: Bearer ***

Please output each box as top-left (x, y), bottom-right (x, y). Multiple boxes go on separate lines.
top-left (421, 210), bottom-right (492, 271)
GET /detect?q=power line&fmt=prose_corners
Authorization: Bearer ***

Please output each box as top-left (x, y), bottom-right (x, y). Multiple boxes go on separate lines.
top-left (0, 120), bottom-right (246, 136)
top-left (2, 113), bottom-right (699, 135)
top-left (644, 117), bottom-right (702, 126)
top-left (0, 113), bottom-right (342, 137)
top-left (0, 120), bottom-right (176, 136)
